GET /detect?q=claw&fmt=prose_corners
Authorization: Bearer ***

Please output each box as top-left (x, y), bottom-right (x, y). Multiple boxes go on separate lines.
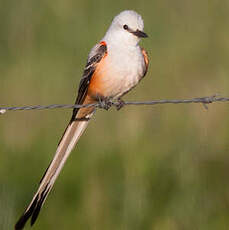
top-left (98, 98), bottom-right (112, 110)
top-left (116, 98), bottom-right (125, 111)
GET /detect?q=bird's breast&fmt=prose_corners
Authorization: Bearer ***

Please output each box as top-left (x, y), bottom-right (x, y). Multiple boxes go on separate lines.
top-left (88, 45), bottom-right (145, 99)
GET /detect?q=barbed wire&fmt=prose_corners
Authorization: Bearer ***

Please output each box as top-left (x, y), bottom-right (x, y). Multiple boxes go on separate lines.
top-left (0, 95), bottom-right (229, 115)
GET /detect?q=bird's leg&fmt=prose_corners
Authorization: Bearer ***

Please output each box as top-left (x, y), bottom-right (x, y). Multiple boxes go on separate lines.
top-left (116, 97), bottom-right (125, 111)
top-left (98, 97), bottom-right (112, 110)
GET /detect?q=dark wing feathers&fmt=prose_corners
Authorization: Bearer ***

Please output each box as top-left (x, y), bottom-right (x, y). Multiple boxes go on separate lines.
top-left (70, 42), bottom-right (107, 121)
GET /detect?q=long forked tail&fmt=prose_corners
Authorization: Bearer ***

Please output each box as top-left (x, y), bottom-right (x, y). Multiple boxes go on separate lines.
top-left (15, 105), bottom-right (95, 230)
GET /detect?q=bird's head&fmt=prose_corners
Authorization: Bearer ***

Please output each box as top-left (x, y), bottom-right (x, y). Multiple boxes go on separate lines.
top-left (104, 10), bottom-right (148, 46)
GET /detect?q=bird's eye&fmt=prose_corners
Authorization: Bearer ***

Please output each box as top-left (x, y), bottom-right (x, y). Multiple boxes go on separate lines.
top-left (123, 24), bottom-right (128, 30)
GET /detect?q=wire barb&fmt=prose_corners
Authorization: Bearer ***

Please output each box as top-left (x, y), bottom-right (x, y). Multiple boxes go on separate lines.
top-left (0, 109), bottom-right (6, 114)
top-left (0, 95), bottom-right (228, 115)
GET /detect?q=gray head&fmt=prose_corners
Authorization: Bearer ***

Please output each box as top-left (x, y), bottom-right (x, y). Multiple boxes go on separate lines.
top-left (103, 10), bottom-right (148, 46)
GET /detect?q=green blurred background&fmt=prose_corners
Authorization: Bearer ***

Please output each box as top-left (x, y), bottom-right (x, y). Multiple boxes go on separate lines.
top-left (1, 0), bottom-right (229, 229)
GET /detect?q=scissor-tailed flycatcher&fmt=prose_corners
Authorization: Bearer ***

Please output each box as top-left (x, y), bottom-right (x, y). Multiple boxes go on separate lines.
top-left (15, 10), bottom-right (149, 230)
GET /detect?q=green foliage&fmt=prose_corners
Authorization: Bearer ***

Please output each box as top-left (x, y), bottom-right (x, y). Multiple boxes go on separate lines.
top-left (1, 0), bottom-right (229, 229)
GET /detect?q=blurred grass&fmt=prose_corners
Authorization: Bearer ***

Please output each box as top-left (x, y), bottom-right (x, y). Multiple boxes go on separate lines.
top-left (0, 0), bottom-right (229, 229)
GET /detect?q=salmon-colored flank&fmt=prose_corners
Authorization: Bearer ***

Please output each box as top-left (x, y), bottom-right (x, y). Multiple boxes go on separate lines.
top-left (87, 52), bottom-right (108, 99)
top-left (141, 48), bottom-right (149, 76)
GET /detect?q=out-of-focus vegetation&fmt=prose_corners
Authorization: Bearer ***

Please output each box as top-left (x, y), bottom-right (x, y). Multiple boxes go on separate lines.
top-left (0, 0), bottom-right (229, 229)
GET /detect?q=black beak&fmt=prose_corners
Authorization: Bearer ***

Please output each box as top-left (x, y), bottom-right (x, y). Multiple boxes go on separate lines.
top-left (131, 29), bottom-right (148, 38)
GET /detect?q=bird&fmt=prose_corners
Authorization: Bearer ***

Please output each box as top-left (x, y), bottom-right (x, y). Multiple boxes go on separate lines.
top-left (15, 10), bottom-right (149, 230)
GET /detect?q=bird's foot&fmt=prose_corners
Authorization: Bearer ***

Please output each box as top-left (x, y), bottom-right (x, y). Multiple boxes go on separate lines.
top-left (98, 98), bottom-right (112, 110)
top-left (115, 98), bottom-right (125, 111)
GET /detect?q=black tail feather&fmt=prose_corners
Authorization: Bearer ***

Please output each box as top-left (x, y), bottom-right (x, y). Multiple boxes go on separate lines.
top-left (15, 195), bottom-right (39, 230)
top-left (15, 184), bottom-right (50, 230)
top-left (31, 186), bottom-right (50, 226)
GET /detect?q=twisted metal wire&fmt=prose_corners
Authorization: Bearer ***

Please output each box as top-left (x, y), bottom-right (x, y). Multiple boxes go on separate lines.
top-left (0, 95), bottom-right (228, 115)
